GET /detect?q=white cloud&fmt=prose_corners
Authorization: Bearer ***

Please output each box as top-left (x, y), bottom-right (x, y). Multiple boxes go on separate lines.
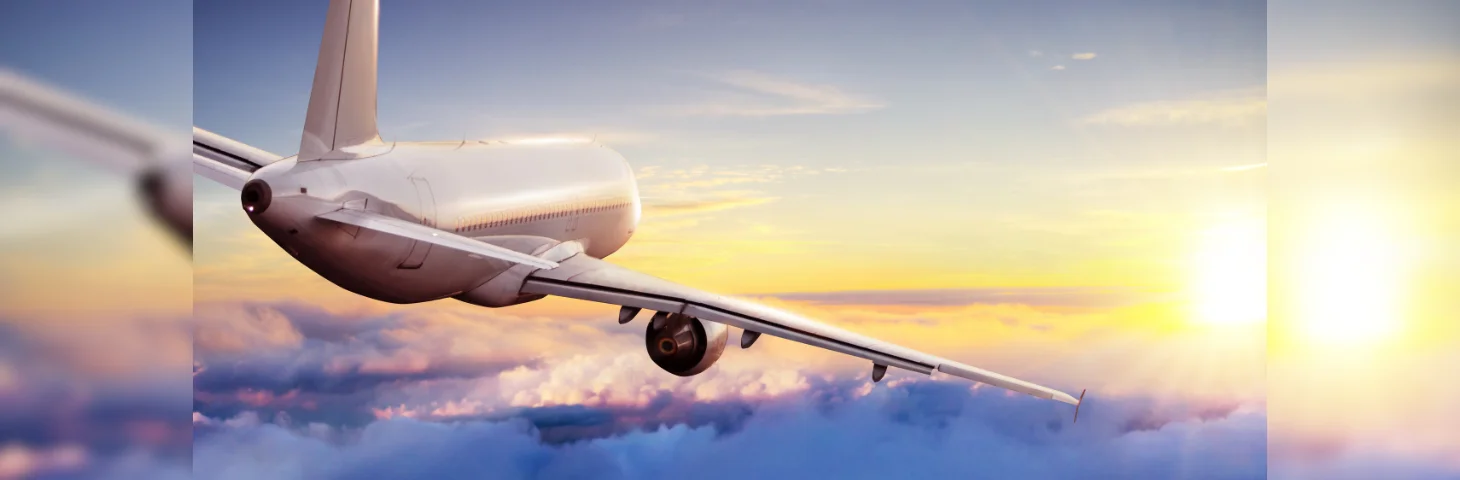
top-left (633, 164), bottom-right (851, 220)
top-left (1028, 50), bottom-right (1043, 57)
top-left (1221, 163), bottom-right (1268, 172)
top-left (662, 70), bottom-right (885, 117)
top-left (1269, 59), bottom-right (1460, 98)
top-left (1072, 52), bottom-right (1098, 60)
top-left (1080, 88), bottom-right (1266, 127)
top-left (1052, 65), bottom-right (1066, 71)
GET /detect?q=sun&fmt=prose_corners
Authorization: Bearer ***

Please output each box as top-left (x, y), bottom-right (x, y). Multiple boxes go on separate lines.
top-left (1190, 218), bottom-right (1267, 327)
top-left (1290, 206), bottom-right (1406, 347)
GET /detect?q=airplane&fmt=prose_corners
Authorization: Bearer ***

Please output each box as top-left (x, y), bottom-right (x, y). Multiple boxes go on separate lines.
top-left (0, 69), bottom-right (193, 249)
top-left (192, 0), bottom-right (1086, 418)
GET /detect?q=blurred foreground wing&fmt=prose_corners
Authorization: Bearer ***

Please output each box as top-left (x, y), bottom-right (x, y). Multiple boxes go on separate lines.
top-left (192, 127), bottom-right (284, 190)
top-left (0, 68), bottom-right (173, 172)
top-left (522, 254), bottom-right (1081, 406)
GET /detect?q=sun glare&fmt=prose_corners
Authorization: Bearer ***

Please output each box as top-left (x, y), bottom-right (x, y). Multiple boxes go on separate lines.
top-left (1292, 208), bottom-right (1406, 346)
top-left (1191, 219), bottom-right (1267, 326)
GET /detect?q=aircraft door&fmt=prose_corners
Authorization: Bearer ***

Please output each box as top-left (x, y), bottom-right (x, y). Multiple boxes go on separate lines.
top-left (397, 177), bottom-right (437, 269)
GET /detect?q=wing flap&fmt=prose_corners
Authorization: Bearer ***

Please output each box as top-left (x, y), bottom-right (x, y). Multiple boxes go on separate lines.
top-left (317, 209), bottom-right (559, 270)
top-left (192, 153), bottom-right (251, 190)
top-left (524, 254), bottom-right (1080, 405)
top-left (523, 277), bottom-right (932, 374)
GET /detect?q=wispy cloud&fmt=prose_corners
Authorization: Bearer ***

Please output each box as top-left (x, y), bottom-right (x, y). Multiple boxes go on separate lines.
top-left (1072, 52), bottom-right (1098, 60)
top-left (1080, 88), bottom-right (1266, 127)
top-left (645, 193), bottom-right (780, 216)
top-left (1221, 163), bottom-right (1268, 172)
top-left (1028, 50), bottom-right (1043, 57)
top-left (661, 70), bottom-right (885, 117)
top-left (635, 164), bottom-right (848, 219)
top-left (1269, 59), bottom-right (1460, 98)
top-left (1052, 65), bottom-right (1066, 71)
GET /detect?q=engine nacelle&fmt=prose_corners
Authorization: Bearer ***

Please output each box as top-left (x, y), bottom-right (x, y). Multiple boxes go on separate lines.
top-left (645, 313), bottom-right (728, 376)
top-left (137, 155), bottom-right (194, 246)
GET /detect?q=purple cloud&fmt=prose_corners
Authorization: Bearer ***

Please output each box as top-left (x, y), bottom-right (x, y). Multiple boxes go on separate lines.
top-left (195, 380), bottom-right (1266, 480)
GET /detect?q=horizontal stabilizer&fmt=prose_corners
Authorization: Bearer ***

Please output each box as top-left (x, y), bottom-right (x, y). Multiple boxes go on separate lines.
top-left (192, 127), bottom-right (283, 190)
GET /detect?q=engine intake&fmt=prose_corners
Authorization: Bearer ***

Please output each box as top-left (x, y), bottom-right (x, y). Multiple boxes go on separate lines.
top-left (645, 313), bottom-right (727, 376)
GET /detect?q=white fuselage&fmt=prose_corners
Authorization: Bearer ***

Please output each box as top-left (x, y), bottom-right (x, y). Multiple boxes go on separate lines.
top-left (244, 140), bottom-right (640, 305)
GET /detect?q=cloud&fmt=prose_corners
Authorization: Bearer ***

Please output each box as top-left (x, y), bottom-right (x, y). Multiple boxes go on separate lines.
top-left (1220, 163), bottom-right (1268, 172)
top-left (194, 304), bottom-right (305, 354)
top-left (1080, 88), bottom-right (1266, 127)
top-left (643, 192), bottom-right (779, 216)
top-left (193, 382), bottom-right (1266, 480)
top-left (1272, 438), bottom-right (1460, 480)
top-left (662, 70), bottom-right (885, 117)
top-left (1029, 50), bottom-right (1043, 57)
top-left (0, 319), bottom-right (193, 479)
top-left (192, 302), bottom-right (563, 426)
top-left (1072, 52), bottom-right (1098, 60)
top-left (1269, 59), bottom-right (1460, 99)
top-left (190, 294), bottom-right (1269, 436)
top-left (488, 128), bottom-right (658, 147)
top-left (633, 164), bottom-right (848, 220)
top-left (1052, 65), bottom-right (1066, 71)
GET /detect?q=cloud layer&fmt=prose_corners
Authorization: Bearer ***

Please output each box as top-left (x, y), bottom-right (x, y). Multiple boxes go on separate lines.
top-left (195, 381), bottom-right (1266, 480)
top-left (187, 296), bottom-right (1283, 479)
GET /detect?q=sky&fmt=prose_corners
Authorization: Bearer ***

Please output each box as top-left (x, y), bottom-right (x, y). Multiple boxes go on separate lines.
top-left (0, 1), bottom-right (194, 478)
top-left (0, 1), bottom-right (192, 317)
top-left (1266, 1), bottom-right (1460, 478)
top-left (191, 1), bottom-right (1270, 479)
top-left (8, 0), bottom-right (1457, 479)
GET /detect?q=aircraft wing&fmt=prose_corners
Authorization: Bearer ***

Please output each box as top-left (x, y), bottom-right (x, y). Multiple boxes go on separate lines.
top-left (0, 68), bottom-right (176, 172)
top-left (522, 253), bottom-right (1083, 407)
top-left (2, 68), bottom-right (197, 247)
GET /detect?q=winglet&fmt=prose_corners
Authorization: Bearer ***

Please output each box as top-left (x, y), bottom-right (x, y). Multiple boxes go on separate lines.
top-left (1073, 388), bottom-right (1087, 424)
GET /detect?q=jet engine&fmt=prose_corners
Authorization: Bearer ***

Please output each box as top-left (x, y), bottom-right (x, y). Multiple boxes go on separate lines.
top-left (645, 313), bottom-right (727, 376)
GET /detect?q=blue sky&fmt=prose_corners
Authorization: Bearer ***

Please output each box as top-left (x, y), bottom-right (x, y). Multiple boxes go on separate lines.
top-left (194, 0), bottom-right (1265, 157)
top-left (0, 1), bottom-right (192, 311)
top-left (0, 1), bottom-right (190, 129)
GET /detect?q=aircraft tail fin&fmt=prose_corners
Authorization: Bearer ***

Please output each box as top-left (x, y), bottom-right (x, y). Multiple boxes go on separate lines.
top-left (299, 0), bottom-right (382, 161)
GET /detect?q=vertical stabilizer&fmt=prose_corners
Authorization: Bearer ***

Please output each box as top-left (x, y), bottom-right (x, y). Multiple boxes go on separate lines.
top-left (299, 0), bottom-right (382, 161)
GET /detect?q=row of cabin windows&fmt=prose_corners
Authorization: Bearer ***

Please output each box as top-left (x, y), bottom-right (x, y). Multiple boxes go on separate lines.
top-left (454, 200), bottom-right (631, 233)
